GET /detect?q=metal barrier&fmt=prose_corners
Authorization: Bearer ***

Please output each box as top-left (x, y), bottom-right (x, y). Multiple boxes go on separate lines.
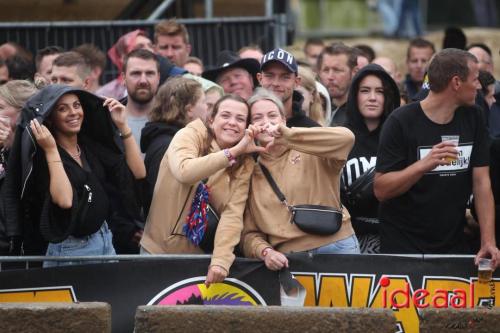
top-left (0, 254), bottom-right (211, 271)
top-left (0, 16), bottom-right (285, 83)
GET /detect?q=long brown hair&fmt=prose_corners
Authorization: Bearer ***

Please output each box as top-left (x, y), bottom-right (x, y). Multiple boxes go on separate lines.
top-left (150, 76), bottom-right (203, 126)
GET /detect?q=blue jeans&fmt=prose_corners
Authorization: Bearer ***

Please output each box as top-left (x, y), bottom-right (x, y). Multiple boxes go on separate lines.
top-left (43, 222), bottom-right (116, 268)
top-left (310, 234), bottom-right (361, 254)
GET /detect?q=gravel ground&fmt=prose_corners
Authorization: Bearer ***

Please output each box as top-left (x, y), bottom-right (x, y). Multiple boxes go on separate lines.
top-left (290, 28), bottom-right (500, 79)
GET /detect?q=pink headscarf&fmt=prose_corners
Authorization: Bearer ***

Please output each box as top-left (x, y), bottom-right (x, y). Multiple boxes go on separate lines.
top-left (107, 29), bottom-right (149, 74)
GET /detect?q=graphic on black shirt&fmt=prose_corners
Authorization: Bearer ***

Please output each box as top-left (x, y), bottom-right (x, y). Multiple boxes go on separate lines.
top-left (418, 143), bottom-right (472, 175)
top-left (344, 156), bottom-right (376, 186)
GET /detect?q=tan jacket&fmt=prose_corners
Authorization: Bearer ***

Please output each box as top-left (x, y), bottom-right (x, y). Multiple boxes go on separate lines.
top-left (242, 125), bottom-right (356, 258)
top-left (141, 119), bottom-right (254, 272)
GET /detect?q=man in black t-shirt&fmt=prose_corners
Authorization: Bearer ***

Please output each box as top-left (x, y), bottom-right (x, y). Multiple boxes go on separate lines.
top-left (374, 49), bottom-right (499, 268)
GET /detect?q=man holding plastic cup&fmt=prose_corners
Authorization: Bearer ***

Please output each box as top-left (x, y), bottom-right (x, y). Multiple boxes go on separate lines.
top-left (374, 49), bottom-right (499, 269)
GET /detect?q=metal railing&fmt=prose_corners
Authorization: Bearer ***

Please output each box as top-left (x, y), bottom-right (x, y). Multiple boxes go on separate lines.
top-left (0, 16), bottom-right (285, 83)
top-left (0, 254), bottom-right (215, 271)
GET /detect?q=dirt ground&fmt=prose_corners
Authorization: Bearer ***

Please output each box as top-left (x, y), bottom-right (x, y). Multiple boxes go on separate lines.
top-left (290, 28), bottom-right (500, 79)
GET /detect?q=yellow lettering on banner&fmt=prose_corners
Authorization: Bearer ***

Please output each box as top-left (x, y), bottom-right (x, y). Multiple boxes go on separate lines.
top-left (293, 273), bottom-right (499, 333)
top-left (350, 275), bottom-right (373, 308)
top-left (473, 279), bottom-right (499, 307)
top-left (0, 290), bottom-right (73, 302)
top-left (318, 275), bottom-right (349, 307)
top-left (370, 276), bottom-right (419, 333)
top-left (294, 274), bottom-right (317, 306)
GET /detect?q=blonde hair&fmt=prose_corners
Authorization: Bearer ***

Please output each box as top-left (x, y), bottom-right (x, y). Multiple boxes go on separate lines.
top-left (150, 76), bottom-right (202, 126)
top-left (0, 80), bottom-right (38, 110)
top-left (247, 88), bottom-right (285, 118)
top-left (154, 19), bottom-right (190, 44)
top-left (298, 66), bottom-right (326, 126)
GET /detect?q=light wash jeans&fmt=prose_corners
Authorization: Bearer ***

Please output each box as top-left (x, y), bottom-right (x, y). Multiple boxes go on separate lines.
top-left (309, 234), bottom-right (361, 254)
top-left (43, 222), bottom-right (116, 268)
top-left (139, 246), bottom-right (151, 255)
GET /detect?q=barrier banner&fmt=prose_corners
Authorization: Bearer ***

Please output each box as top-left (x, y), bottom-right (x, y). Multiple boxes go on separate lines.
top-left (288, 253), bottom-right (499, 333)
top-left (0, 254), bottom-right (499, 333)
top-left (0, 257), bottom-right (280, 333)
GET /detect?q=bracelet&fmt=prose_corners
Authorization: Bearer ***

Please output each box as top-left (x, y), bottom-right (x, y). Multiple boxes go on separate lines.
top-left (120, 130), bottom-right (133, 139)
top-left (47, 160), bottom-right (62, 164)
top-left (261, 247), bottom-right (272, 258)
top-left (223, 148), bottom-right (237, 166)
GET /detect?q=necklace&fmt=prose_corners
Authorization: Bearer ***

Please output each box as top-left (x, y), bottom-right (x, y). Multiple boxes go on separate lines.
top-left (67, 144), bottom-right (81, 159)
top-left (73, 144), bottom-right (81, 158)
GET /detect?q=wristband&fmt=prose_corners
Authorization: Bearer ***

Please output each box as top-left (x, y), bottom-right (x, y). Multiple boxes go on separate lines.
top-left (120, 130), bottom-right (133, 139)
top-left (261, 247), bottom-right (272, 258)
top-left (223, 148), bottom-right (237, 166)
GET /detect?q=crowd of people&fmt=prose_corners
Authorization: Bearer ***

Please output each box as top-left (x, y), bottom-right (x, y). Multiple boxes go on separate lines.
top-left (0, 18), bottom-right (499, 285)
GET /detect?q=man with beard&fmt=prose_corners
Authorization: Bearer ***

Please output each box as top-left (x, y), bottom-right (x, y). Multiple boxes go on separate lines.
top-left (123, 49), bottom-right (160, 146)
top-left (317, 43), bottom-right (358, 126)
top-left (258, 48), bottom-right (319, 127)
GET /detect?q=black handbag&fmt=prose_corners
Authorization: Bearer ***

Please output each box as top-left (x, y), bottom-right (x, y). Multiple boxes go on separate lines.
top-left (341, 166), bottom-right (376, 211)
top-left (260, 164), bottom-right (342, 236)
top-left (198, 203), bottom-right (219, 253)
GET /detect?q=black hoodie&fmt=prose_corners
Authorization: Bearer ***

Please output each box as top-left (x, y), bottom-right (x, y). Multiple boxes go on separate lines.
top-left (341, 64), bottom-right (400, 235)
top-left (286, 91), bottom-right (320, 128)
top-left (140, 121), bottom-right (183, 216)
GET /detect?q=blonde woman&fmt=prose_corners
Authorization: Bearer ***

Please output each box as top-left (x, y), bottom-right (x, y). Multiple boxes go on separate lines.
top-left (243, 88), bottom-right (358, 271)
top-left (0, 80), bottom-right (38, 180)
top-left (297, 66), bottom-right (327, 126)
top-left (0, 80), bottom-right (37, 255)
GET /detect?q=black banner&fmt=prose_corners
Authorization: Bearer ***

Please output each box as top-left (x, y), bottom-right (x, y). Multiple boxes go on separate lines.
top-left (0, 257), bottom-right (280, 333)
top-left (0, 254), bottom-right (498, 333)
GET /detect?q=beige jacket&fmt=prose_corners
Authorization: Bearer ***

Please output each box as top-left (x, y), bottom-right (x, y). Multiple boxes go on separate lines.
top-left (242, 125), bottom-right (356, 258)
top-left (141, 119), bottom-right (254, 272)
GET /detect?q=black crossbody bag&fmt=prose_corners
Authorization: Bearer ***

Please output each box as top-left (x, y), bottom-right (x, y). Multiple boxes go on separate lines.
top-left (341, 166), bottom-right (376, 209)
top-left (198, 179), bottom-right (220, 254)
top-left (259, 164), bottom-right (343, 236)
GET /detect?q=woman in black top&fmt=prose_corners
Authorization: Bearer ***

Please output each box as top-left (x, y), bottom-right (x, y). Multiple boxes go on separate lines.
top-left (341, 64), bottom-right (400, 253)
top-left (9, 85), bottom-right (145, 265)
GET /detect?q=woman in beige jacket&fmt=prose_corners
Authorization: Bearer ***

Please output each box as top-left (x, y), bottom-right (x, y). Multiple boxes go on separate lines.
top-left (242, 88), bottom-right (359, 271)
top-left (141, 94), bottom-right (264, 285)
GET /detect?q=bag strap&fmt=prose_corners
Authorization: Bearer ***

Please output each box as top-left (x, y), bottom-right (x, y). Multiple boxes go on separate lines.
top-left (260, 163), bottom-right (343, 213)
top-left (259, 163), bottom-right (291, 210)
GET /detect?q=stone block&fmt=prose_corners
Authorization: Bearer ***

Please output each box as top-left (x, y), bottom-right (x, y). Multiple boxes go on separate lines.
top-left (135, 305), bottom-right (396, 333)
top-left (0, 302), bottom-right (111, 333)
top-left (420, 307), bottom-right (500, 333)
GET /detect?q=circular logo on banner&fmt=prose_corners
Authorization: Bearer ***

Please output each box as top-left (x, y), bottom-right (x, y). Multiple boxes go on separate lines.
top-left (147, 277), bottom-right (266, 306)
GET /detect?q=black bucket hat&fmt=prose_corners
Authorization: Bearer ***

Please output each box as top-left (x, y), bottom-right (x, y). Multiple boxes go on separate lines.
top-left (202, 50), bottom-right (260, 87)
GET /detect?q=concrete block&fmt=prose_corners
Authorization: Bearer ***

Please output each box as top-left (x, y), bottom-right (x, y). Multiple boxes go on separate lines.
top-left (0, 302), bottom-right (111, 333)
top-left (420, 307), bottom-right (500, 333)
top-left (135, 305), bottom-right (396, 333)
